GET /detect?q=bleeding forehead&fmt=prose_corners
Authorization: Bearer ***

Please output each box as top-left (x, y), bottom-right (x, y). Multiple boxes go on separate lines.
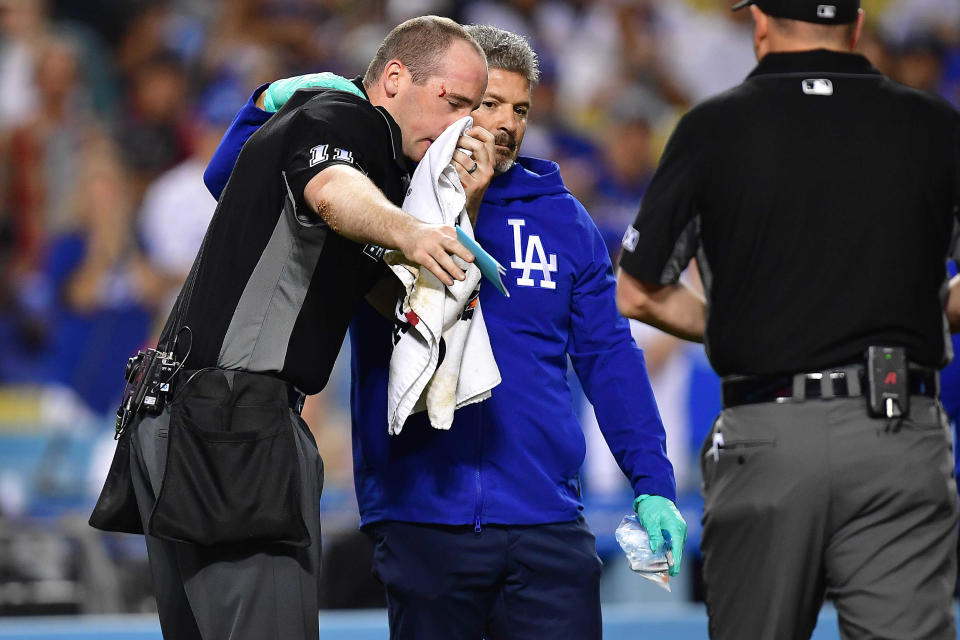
top-left (434, 40), bottom-right (487, 100)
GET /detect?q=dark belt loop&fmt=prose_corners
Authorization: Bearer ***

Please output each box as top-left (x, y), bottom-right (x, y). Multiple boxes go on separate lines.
top-left (288, 387), bottom-right (306, 415)
top-left (296, 394), bottom-right (305, 415)
top-left (924, 369), bottom-right (941, 398)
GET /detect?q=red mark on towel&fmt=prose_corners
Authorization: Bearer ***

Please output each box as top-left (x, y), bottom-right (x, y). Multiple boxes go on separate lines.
top-left (439, 84), bottom-right (446, 98)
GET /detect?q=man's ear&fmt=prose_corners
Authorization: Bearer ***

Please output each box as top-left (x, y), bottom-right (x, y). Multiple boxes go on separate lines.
top-left (383, 59), bottom-right (403, 98)
top-left (750, 5), bottom-right (769, 59)
top-left (850, 9), bottom-right (866, 50)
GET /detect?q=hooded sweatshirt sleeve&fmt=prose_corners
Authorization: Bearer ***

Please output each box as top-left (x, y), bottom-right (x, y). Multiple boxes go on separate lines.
top-left (567, 206), bottom-right (678, 503)
top-left (203, 84), bottom-right (272, 200)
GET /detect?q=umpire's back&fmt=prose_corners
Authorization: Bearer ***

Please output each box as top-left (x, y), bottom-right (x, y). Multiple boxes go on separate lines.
top-left (617, 4), bottom-right (960, 638)
top-left (683, 48), bottom-right (959, 375)
top-left (622, 0), bottom-right (960, 376)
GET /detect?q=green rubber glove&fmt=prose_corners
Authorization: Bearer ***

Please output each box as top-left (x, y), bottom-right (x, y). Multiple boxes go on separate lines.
top-left (262, 72), bottom-right (365, 112)
top-left (634, 494), bottom-right (687, 577)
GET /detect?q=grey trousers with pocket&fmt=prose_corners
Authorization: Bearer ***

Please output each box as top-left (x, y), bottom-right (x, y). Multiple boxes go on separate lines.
top-left (700, 396), bottom-right (958, 640)
top-left (129, 404), bottom-right (324, 640)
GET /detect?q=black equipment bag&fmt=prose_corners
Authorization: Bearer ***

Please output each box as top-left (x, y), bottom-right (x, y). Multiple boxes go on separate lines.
top-left (147, 370), bottom-right (310, 547)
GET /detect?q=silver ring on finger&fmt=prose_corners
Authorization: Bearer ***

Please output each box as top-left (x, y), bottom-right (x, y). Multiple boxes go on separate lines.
top-left (467, 161), bottom-right (478, 175)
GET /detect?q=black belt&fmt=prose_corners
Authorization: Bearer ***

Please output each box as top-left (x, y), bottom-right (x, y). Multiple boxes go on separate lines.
top-left (177, 368), bottom-right (306, 414)
top-left (721, 366), bottom-right (938, 409)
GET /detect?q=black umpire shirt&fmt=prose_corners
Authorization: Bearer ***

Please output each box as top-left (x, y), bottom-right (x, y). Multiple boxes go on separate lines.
top-left (163, 81), bottom-right (411, 394)
top-left (620, 50), bottom-right (960, 376)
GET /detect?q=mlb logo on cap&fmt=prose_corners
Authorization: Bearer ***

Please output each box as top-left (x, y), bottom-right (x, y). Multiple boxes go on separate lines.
top-left (731, 0), bottom-right (859, 24)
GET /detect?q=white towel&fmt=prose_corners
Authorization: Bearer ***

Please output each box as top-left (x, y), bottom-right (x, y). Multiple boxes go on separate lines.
top-left (384, 116), bottom-right (501, 435)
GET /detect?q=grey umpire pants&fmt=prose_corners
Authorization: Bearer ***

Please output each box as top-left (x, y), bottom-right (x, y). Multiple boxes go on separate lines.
top-left (700, 395), bottom-right (958, 640)
top-left (130, 406), bottom-right (323, 640)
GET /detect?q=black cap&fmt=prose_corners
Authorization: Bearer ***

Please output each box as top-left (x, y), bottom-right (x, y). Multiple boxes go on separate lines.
top-left (732, 0), bottom-right (859, 24)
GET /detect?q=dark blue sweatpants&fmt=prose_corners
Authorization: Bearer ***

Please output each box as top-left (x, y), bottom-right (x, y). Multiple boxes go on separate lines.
top-left (364, 517), bottom-right (603, 640)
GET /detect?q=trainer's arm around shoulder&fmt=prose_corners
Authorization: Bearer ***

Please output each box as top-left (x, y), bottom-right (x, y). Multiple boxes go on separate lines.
top-left (303, 166), bottom-right (473, 286)
top-left (616, 269), bottom-right (706, 343)
top-left (204, 85), bottom-right (272, 200)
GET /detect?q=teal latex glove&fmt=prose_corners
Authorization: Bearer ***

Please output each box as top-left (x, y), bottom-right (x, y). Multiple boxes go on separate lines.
top-left (634, 494), bottom-right (687, 577)
top-left (262, 72), bottom-right (365, 112)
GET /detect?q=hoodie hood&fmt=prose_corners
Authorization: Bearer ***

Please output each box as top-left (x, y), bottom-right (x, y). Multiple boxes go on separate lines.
top-left (483, 156), bottom-right (569, 205)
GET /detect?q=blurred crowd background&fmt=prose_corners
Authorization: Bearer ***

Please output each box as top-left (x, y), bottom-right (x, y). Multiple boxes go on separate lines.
top-left (0, 0), bottom-right (957, 618)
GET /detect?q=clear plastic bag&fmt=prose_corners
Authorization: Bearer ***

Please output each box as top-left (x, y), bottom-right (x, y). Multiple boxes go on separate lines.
top-left (615, 514), bottom-right (671, 592)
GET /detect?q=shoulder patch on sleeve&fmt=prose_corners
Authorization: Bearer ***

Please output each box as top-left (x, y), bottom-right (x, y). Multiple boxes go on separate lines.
top-left (332, 148), bottom-right (354, 164)
top-left (309, 144), bottom-right (354, 167)
top-left (309, 144), bottom-right (329, 167)
top-left (622, 226), bottom-right (640, 252)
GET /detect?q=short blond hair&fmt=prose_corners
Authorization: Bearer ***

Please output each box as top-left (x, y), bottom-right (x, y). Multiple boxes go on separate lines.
top-left (363, 16), bottom-right (484, 87)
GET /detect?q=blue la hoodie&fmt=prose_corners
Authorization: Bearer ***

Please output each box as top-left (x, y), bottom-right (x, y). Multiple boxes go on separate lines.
top-left (349, 156), bottom-right (675, 526)
top-left (205, 89), bottom-right (676, 527)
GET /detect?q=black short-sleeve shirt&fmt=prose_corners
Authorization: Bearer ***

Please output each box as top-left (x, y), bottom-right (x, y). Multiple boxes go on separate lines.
top-left (620, 50), bottom-right (960, 375)
top-left (166, 81), bottom-right (413, 393)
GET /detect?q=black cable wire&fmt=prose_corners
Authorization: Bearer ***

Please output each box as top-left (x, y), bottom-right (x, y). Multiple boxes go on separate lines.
top-left (175, 367), bottom-right (218, 402)
top-left (164, 325), bottom-right (192, 385)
